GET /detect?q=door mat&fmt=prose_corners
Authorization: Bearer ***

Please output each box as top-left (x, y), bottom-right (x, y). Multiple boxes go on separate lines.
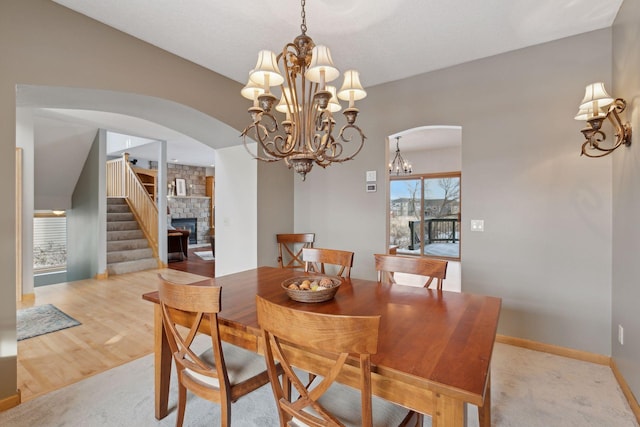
top-left (17, 304), bottom-right (81, 341)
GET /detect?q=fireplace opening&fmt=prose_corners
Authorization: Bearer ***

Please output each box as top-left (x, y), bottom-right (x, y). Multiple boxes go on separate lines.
top-left (171, 218), bottom-right (197, 245)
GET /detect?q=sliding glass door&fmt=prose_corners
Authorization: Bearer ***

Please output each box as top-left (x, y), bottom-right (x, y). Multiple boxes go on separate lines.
top-left (389, 172), bottom-right (460, 260)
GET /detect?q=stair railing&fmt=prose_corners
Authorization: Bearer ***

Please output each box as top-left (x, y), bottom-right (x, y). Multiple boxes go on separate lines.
top-left (106, 153), bottom-right (159, 259)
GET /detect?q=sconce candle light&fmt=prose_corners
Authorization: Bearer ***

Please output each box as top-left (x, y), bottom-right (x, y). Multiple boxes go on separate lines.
top-left (575, 82), bottom-right (632, 158)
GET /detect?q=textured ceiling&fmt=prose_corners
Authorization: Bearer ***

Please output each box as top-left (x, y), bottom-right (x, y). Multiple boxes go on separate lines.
top-left (52, 0), bottom-right (623, 87)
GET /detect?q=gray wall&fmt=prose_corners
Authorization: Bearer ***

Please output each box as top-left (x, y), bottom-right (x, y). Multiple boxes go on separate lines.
top-left (34, 271), bottom-right (67, 287)
top-left (0, 0), bottom-right (637, 408)
top-left (612, 0), bottom-right (640, 402)
top-left (67, 131), bottom-right (101, 281)
top-left (257, 161), bottom-right (295, 268)
top-left (295, 29), bottom-right (615, 356)
top-left (0, 0), bottom-right (249, 400)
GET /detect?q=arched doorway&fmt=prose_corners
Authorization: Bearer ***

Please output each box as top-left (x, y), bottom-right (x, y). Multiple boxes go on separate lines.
top-left (386, 125), bottom-right (462, 290)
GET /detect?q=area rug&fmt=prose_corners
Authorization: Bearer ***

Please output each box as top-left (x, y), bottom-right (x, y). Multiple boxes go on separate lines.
top-left (17, 304), bottom-right (81, 341)
top-left (194, 250), bottom-right (215, 261)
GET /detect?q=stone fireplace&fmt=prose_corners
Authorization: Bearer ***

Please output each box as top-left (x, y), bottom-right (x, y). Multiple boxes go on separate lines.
top-left (168, 196), bottom-right (210, 245)
top-left (151, 162), bottom-right (213, 245)
top-left (170, 218), bottom-right (197, 245)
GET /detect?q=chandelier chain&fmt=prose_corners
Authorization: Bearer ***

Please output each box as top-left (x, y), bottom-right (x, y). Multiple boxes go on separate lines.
top-left (300, 0), bottom-right (307, 34)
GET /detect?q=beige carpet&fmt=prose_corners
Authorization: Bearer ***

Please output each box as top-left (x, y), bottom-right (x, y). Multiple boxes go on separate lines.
top-left (488, 344), bottom-right (638, 426)
top-left (0, 342), bottom-right (637, 426)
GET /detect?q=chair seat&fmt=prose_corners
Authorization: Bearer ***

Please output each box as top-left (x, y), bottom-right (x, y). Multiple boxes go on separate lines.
top-left (184, 342), bottom-right (269, 387)
top-left (290, 377), bottom-right (414, 427)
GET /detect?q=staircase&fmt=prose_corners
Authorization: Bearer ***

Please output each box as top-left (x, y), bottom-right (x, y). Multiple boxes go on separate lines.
top-left (107, 197), bottom-right (158, 275)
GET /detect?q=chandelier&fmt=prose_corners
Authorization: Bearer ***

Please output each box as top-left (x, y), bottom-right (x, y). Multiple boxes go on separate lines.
top-left (240, 0), bottom-right (367, 181)
top-left (389, 136), bottom-right (412, 175)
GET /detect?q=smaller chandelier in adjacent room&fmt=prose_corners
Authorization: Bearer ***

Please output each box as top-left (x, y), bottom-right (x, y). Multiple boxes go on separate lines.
top-left (389, 136), bottom-right (412, 175)
top-left (574, 82), bottom-right (632, 158)
top-left (240, 0), bottom-right (367, 181)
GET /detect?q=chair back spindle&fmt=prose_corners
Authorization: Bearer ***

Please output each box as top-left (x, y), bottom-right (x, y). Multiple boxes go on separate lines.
top-left (257, 296), bottom-right (419, 427)
top-left (374, 254), bottom-right (448, 290)
top-left (302, 247), bottom-right (354, 278)
top-left (276, 233), bottom-right (315, 270)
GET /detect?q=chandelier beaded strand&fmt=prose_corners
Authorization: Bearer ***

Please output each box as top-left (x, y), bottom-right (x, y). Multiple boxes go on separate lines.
top-left (240, 0), bottom-right (367, 180)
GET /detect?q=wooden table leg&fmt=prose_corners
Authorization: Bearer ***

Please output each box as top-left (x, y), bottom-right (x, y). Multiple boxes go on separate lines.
top-left (433, 392), bottom-right (465, 427)
top-left (154, 304), bottom-right (171, 419)
top-left (478, 372), bottom-right (491, 427)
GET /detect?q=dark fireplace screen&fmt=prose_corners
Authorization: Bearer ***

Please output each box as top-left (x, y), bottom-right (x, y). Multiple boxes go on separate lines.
top-left (171, 218), bottom-right (197, 245)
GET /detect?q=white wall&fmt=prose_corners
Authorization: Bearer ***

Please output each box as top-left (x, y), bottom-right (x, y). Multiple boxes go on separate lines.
top-left (16, 109), bottom-right (35, 296)
top-left (214, 144), bottom-right (258, 276)
top-left (405, 146), bottom-right (461, 175)
top-left (214, 140), bottom-right (295, 275)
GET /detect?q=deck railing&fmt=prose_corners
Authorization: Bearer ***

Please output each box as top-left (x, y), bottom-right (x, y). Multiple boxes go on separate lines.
top-left (408, 218), bottom-right (458, 250)
top-left (106, 153), bottom-right (158, 258)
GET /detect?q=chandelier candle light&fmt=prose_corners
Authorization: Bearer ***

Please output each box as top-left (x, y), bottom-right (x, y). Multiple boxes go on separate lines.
top-left (389, 136), bottom-right (412, 175)
top-left (240, 0), bottom-right (367, 180)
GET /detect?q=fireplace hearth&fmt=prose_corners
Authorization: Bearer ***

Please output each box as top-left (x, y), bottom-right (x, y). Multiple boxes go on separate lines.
top-left (171, 218), bottom-right (197, 245)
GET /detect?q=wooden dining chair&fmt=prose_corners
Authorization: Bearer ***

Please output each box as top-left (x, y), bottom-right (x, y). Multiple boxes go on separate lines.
top-left (374, 253), bottom-right (448, 290)
top-left (276, 233), bottom-right (315, 270)
top-left (302, 247), bottom-right (354, 278)
top-left (256, 296), bottom-right (421, 427)
top-left (158, 275), bottom-right (272, 427)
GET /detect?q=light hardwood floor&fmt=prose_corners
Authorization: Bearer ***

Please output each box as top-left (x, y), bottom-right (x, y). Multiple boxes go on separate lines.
top-left (17, 268), bottom-right (209, 402)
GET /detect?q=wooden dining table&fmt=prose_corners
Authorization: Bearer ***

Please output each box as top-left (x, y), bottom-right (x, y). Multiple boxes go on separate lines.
top-left (143, 266), bottom-right (501, 427)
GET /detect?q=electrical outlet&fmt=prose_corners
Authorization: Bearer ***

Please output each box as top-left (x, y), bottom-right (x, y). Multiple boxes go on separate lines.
top-left (618, 325), bottom-right (624, 345)
top-left (470, 219), bottom-right (484, 232)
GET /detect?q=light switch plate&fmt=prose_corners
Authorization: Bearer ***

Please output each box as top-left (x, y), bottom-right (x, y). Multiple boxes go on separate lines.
top-left (470, 219), bottom-right (484, 232)
top-left (366, 170), bottom-right (377, 182)
top-left (366, 183), bottom-right (377, 192)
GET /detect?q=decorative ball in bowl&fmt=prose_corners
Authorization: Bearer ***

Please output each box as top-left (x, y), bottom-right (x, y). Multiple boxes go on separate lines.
top-left (281, 276), bottom-right (342, 303)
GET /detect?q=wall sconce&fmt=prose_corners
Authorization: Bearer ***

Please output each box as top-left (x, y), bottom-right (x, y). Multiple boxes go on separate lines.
top-left (575, 82), bottom-right (632, 158)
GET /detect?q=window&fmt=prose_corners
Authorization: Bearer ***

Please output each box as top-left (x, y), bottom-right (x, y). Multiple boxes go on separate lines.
top-left (389, 172), bottom-right (460, 260)
top-left (33, 215), bottom-right (67, 272)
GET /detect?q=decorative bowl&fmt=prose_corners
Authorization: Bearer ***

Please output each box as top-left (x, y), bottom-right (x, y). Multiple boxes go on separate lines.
top-left (281, 276), bottom-right (342, 303)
